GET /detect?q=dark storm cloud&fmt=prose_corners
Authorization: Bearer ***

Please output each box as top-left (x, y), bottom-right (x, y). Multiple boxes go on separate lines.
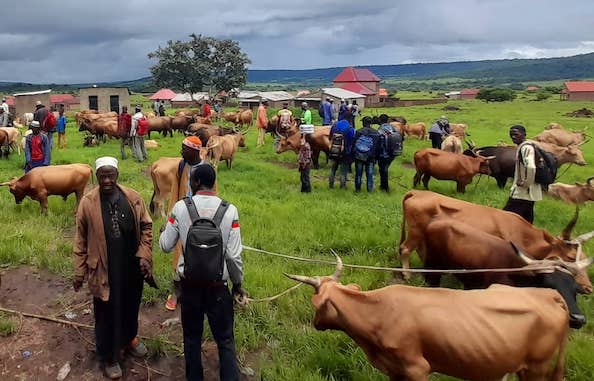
top-left (1, 0), bottom-right (593, 83)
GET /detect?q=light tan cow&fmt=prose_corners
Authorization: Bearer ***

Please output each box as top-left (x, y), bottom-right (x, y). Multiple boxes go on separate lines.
top-left (287, 257), bottom-right (570, 381)
top-left (204, 133), bottom-right (246, 169)
top-left (440, 135), bottom-right (462, 154)
top-left (546, 122), bottom-right (563, 130)
top-left (0, 127), bottom-right (21, 155)
top-left (534, 129), bottom-right (586, 147)
top-left (548, 177), bottom-right (594, 204)
top-left (149, 157), bottom-right (180, 217)
top-left (404, 122), bottom-right (426, 139)
top-left (449, 123), bottom-right (468, 138)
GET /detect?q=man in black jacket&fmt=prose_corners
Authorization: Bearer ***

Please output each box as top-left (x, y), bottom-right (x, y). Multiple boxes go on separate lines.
top-left (353, 116), bottom-right (380, 192)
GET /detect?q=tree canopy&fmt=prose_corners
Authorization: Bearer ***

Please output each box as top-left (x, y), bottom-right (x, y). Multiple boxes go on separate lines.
top-left (148, 34), bottom-right (251, 96)
top-left (476, 88), bottom-right (517, 102)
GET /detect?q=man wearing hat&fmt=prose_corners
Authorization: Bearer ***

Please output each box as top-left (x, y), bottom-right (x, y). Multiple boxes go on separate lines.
top-left (429, 115), bottom-right (450, 149)
top-left (160, 162), bottom-right (247, 381)
top-left (276, 101), bottom-right (294, 136)
top-left (256, 98), bottom-right (269, 147)
top-left (163, 135), bottom-right (206, 311)
top-left (74, 156), bottom-right (153, 379)
top-left (130, 105), bottom-right (147, 162)
top-left (503, 125), bottom-right (541, 223)
top-left (24, 121), bottom-right (50, 173)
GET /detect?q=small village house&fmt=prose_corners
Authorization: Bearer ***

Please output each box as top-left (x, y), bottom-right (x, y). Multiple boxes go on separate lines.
top-left (13, 89), bottom-right (51, 119)
top-left (149, 88), bottom-right (176, 108)
top-left (333, 67), bottom-right (380, 105)
top-left (50, 94), bottom-right (80, 111)
top-left (561, 81), bottom-right (594, 101)
top-left (79, 86), bottom-right (130, 113)
top-left (459, 88), bottom-right (480, 99)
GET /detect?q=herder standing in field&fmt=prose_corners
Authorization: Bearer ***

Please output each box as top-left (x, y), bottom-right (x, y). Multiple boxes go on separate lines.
top-left (24, 121), bottom-right (50, 173)
top-left (503, 125), bottom-right (542, 223)
top-left (428, 115), bottom-right (450, 149)
top-left (300, 102), bottom-right (312, 125)
top-left (328, 118), bottom-right (355, 189)
top-left (56, 109), bottom-right (67, 149)
top-left (130, 105), bottom-right (147, 162)
top-left (298, 133), bottom-right (312, 193)
top-left (256, 98), bottom-right (269, 147)
top-left (118, 106), bottom-right (132, 160)
top-left (377, 114), bottom-right (403, 192)
top-left (73, 156), bottom-right (153, 379)
top-left (159, 163), bottom-right (247, 381)
top-left (353, 116), bottom-right (380, 192)
top-left (164, 136), bottom-right (205, 311)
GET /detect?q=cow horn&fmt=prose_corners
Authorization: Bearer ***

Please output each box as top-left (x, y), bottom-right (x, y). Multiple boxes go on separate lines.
top-left (330, 251), bottom-right (343, 282)
top-left (579, 138), bottom-right (590, 146)
top-left (560, 205), bottom-right (579, 240)
top-left (511, 242), bottom-right (537, 264)
top-left (0, 181), bottom-right (11, 186)
top-left (284, 273), bottom-right (321, 290)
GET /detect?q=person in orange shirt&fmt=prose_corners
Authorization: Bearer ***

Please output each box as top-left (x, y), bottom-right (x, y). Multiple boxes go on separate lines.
top-left (256, 99), bottom-right (269, 147)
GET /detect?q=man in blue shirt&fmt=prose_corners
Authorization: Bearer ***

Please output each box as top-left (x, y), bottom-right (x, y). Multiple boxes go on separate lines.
top-left (57, 110), bottom-right (67, 149)
top-left (329, 119), bottom-right (355, 189)
top-left (322, 97), bottom-right (333, 126)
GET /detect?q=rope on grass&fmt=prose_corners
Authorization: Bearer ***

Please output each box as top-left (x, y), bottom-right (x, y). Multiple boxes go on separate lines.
top-left (242, 245), bottom-right (558, 274)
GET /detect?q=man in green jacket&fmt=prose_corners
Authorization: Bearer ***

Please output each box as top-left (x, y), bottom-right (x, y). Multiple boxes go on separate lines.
top-left (301, 102), bottom-right (312, 125)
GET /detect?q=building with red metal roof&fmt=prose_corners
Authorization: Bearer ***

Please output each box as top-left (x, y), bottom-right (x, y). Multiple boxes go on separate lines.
top-left (561, 81), bottom-right (594, 101)
top-left (333, 66), bottom-right (381, 104)
top-left (459, 88), bottom-right (480, 99)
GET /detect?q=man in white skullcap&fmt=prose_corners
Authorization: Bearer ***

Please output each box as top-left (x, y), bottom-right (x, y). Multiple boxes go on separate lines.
top-left (73, 156), bottom-right (153, 379)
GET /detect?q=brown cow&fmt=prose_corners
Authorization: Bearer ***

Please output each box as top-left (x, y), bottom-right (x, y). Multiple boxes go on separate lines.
top-left (74, 109), bottom-right (99, 125)
top-left (0, 129), bottom-right (8, 158)
top-left (147, 116), bottom-right (173, 138)
top-left (403, 122), bottom-right (426, 139)
top-left (440, 135), bottom-right (462, 154)
top-left (546, 122), bottom-right (563, 130)
top-left (170, 115), bottom-right (194, 133)
top-left (187, 123), bottom-right (236, 146)
top-left (78, 118), bottom-right (119, 141)
top-left (534, 129), bottom-right (587, 146)
top-left (423, 218), bottom-right (591, 328)
top-left (399, 190), bottom-right (594, 293)
top-left (204, 133), bottom-right (246, 169)
top-left (222, 111), bottom-right (240, 124)
top-left (0, 164), bottom-right (92, 213)
top-left (389, 121), bottom-right (405, 135)
top-left (413, 148), bottom-right (493, 192)
top-left (548, 177), bottom-right (594, 204)
top-left (449, 123), bottom-right (468, 138)
top-left (276, 127), bottom-right (331, 169)
top-left (287, 257), bottom-right (570, 381)
top-left (149, 157), bottom-right (180, 217)
top-left (237, 109), bottom-right (253, 128)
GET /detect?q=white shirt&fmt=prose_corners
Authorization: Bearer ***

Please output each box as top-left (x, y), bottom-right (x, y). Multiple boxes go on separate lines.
top-left (131, 112), bottom-right (143, 136)
top-left (1, 102), bottom-right (8, 114)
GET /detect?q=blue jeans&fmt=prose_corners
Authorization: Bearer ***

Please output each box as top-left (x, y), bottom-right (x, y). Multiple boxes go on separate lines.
top-left (355, 160), bottom-right (375, 192)
top-left (329, 158), bottom-right (349, 189)
top-left (180, 284), bottom-right (239, 381)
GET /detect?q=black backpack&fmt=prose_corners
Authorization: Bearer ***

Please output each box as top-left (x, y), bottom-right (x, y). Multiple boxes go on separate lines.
top-left (520, 143), bottom-right (557, 190)
top-left (183, 197), bottom-right (229, 285)
top-left (329, 132), bottom-right (345, 159)
top-left (386, 131), bottom-right (403, 157)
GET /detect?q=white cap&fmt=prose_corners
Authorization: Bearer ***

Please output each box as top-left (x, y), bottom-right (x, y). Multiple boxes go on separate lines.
top-left (30, 120), bottom-right (40, 128)
top-left (95, 156), bottom-right (118, 171)
top-left (35, 100), bottom-right (42, 106)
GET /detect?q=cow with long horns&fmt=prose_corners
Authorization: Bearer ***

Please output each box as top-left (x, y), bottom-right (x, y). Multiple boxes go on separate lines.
top-left (286, 256), bottom-right (570, 381)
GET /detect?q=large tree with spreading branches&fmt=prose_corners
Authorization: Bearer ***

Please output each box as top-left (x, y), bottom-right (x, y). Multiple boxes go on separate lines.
top-left (148, 34), bottom-right (250, 96)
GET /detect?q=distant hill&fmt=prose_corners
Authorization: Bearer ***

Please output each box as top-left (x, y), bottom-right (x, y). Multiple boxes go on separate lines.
top-left (1, 52), bottom-right (594, 93)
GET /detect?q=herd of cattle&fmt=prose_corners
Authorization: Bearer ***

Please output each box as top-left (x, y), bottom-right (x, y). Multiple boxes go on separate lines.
top-left (1, 109), bottom-right (594, 380)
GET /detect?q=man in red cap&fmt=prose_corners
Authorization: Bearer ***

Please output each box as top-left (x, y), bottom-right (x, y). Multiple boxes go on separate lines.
top-left (164, 135), bottom-right (204, 310)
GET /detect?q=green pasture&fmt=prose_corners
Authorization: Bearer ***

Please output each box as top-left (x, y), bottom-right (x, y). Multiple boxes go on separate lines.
top-left (1, 97), bottom-right (594, 380)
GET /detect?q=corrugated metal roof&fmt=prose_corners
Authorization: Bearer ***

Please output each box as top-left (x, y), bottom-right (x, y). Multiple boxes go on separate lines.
top-left (258, 91), bottom-right (295, 101)
top-left (237, 91), bottom-right (260, 99)
top-left (338, 82), bottom-right (375, 95)
top-left (565, 81), bottom-right (594, 92)
top-left (460, 88), bottom-right (480, 95)
top-left (171, 92), bottom-right (209, 102)
top-left (50, 94), bottom-right (78, 104)
top-left (334, 67), bottom-right (380, 82)
top-left (322, 88), bottom-right (365, 99)
top-left (14, 89), bottom-right (51, 96)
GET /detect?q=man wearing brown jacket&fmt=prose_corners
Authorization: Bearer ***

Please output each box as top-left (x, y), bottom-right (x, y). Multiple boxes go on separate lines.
top-left (73, 156), bottom-right (153, 379)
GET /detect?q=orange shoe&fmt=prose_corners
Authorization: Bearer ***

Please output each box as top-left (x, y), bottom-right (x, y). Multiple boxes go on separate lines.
top-left (165, 294), bottom-right (177, 311)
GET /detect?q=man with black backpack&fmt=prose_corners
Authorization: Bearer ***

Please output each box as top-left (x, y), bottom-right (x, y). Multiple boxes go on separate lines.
top-left (328, 119), bottom-right (355, 189)
top-left (503, 125), bottom-right (543, 223)
top-left (353, 116), bottom-right (380, 192)
top-left (377, 114), bottom-right (403, 192)
top-left (159, 163), bottom-right (247, 381)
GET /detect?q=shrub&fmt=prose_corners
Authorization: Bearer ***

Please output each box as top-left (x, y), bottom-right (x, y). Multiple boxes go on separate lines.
top-left (477, 88), bottom-right (516, 102)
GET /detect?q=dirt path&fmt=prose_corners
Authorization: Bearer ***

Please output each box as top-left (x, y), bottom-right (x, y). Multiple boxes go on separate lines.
top-left (0, 266), bottom-right (253, 380)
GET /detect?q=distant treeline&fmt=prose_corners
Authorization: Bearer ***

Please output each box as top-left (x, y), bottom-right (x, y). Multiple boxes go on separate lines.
top-left (1, 52), bottom-right (594, 94)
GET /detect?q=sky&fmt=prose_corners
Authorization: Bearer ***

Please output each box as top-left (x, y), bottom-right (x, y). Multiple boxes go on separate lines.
top-left (2, 0), bottom-right (594, 83)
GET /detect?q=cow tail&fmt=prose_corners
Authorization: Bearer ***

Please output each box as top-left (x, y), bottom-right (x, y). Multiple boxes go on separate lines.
top-left (149, 166), bottom-right (158, 215)
top-left (550, 325), bottom-right (569, 381)
top-left (399, 192), bottom-right (414, 249)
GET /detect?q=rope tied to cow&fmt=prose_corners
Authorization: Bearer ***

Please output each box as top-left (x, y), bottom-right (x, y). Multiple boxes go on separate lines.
top-left (242, 245), bottom-right (559, 274)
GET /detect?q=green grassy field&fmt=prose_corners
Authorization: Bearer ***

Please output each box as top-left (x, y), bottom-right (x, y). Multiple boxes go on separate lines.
top-left (1, 96), bottom-right (594, 380)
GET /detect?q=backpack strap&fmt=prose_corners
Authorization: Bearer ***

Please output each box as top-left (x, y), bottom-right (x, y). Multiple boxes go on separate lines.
top-left (212, 200), bottom-right (229, 226)
top-left (177, 159), bottom-right (186, 179)
top-left (184, 197), bottom-right (201, 225)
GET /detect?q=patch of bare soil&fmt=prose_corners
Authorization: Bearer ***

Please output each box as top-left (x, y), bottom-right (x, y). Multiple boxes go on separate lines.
top-left (401, 162), bottom-right (415, 170)
top-left (566, 108), bottom-right (594, 118)
top-left (0, 266), bottom-right (253, 380)
top-left (443, 105), bottom-right (461, 111)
